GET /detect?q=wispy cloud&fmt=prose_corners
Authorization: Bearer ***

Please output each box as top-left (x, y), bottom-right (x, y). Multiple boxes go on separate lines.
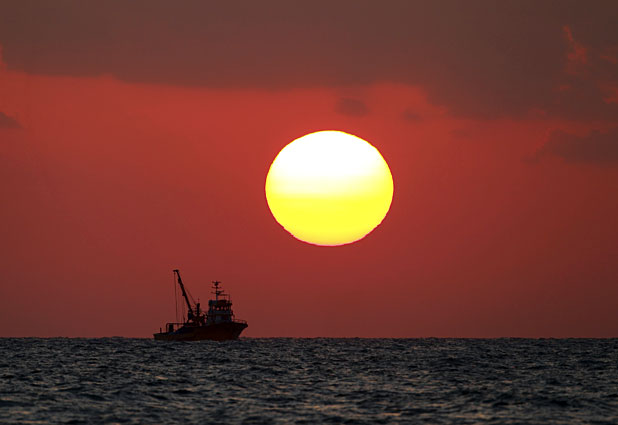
top-left (335, 98), bottom-right (369, 117)
top-left (402, 109), bottom-right (422, 122)
top-left (533, 128), bottom-right (618, 165)
top-left (0, 111), bottom-right (20, 128)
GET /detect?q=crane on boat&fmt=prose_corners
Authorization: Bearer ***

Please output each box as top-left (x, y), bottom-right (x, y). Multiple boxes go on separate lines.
top-left (173, 269), bottom-right (203, 325)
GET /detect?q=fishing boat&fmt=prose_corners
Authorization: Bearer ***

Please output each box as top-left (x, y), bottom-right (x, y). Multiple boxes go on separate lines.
top-left (154, 269), bottom-right (248, 341)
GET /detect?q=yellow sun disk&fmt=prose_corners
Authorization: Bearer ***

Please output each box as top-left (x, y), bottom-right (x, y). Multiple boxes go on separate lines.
top-left (265, 131), bottom-right (394, 246)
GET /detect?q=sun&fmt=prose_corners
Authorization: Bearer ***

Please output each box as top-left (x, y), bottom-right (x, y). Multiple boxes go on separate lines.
top-left (265, 130), bottom-right (394, 246)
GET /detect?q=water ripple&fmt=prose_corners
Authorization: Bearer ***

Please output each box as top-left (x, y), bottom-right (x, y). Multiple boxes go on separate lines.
top-left (0, 338), bottom-right (617, 424)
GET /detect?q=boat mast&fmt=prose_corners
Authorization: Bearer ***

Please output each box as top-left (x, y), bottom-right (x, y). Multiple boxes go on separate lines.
top-left (173, 269), bottom-right (195, 319)
top-left (213, 280), bottom-right (222, 302)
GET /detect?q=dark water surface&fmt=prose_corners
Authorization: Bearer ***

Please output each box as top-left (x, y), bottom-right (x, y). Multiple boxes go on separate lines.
top-left (1, 338), bottom-right (617, 424)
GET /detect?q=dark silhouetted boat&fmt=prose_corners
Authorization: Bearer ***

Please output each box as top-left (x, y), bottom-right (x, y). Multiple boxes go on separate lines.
top-left (154, 269), bottom-right (248, 341)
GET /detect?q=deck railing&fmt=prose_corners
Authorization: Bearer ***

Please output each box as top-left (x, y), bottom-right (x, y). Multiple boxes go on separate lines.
top-left (163, 319), bottom-right (247, 332)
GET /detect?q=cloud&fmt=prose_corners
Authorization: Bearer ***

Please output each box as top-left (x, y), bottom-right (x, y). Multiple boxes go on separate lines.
top-left (335, 98), bottom-right (369, 117)
top-left (533, 128), bottom-right (618, 164)
top-left (450, 129), bottom-right (471, 139)
top-left (563, 25), bottom-right (588, 75)
top-left (0, 112), bottom-right (21, 128)
top-left (402, 109), bottom-right (422, 122)
top-left (0, 1), bottom-right (617, 120)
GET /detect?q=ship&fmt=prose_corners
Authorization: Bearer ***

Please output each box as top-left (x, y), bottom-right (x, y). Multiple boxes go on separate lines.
top-left (154, 269), bottom-right (248, 341)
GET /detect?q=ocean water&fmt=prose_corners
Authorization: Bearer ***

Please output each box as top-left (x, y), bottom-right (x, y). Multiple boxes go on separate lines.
top-left (0, 338), bottom-right (617, 424)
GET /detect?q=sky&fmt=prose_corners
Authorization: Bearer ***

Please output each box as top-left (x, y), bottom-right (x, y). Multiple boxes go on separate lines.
top-left (1, 0), bottom-right (617, 338)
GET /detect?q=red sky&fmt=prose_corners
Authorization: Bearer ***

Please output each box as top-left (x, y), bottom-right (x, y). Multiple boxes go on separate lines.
top-left (1, 1), bottom-right (617, 337)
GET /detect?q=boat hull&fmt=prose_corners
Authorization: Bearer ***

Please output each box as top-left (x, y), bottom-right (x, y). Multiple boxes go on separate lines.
top-left (153, 322), bottom-right (247, 341)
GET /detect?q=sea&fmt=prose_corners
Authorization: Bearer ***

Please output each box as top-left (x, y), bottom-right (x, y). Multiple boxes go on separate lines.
top-left (0, 338), bottom-right (616, 424)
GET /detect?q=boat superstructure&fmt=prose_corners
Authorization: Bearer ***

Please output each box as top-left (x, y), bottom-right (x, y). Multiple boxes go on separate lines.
top-left (154, 269), bottom-right (248, 341)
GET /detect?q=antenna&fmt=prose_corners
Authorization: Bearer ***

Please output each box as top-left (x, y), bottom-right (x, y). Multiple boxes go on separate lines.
top-left (213, 280), bottom-right (222, 301)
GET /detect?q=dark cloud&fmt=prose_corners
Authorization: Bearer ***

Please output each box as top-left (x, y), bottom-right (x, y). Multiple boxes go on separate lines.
top-left (1, 0), bottom-right (617, 120)
top-left (336, 98), bottom-right (369, 117)
top-left (402, 109), bottom-right (422, 122)
top-left (0, 112), bottom-right (21, 128)
top-left (534, 128), bottom-right (618, 164)
top-left (450, 129), bottom-right (471, 139)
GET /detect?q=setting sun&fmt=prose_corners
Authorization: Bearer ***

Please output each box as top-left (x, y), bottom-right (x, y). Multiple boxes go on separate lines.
top-left (265, 131), bottom-right (394, 246)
